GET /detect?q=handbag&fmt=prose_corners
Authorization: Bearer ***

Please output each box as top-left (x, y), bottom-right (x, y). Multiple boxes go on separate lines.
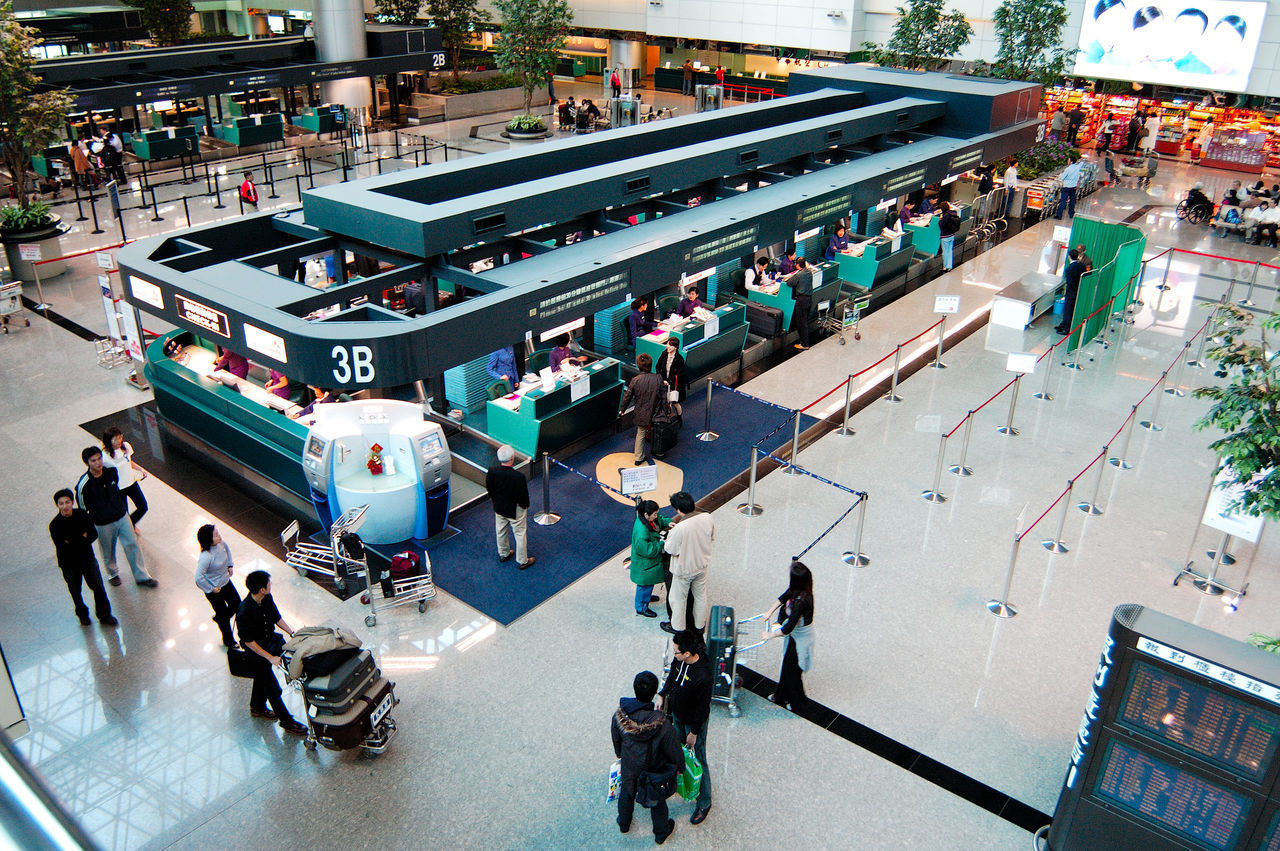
top-left (635, 765), bottom-right (678, 808)
top-left (677, 745), bottom-right (703, 801)
top-left (227, 647), bottom-right (257, 679)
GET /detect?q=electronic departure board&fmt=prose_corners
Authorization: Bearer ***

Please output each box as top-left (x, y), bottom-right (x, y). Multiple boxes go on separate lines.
top-left (1262, 811), bottom-right (1280, 851)
top-left (1093, 740), bottom-right (1251, 850)
top-left (1119, 661), bottom-right (1280, 782)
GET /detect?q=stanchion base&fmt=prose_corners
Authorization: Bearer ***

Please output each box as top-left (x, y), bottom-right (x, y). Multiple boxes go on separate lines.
top-left (783, 466), bottom-right (803, 476)
top-left (921, 490), bottom-right (947, 503)
top-left (1186, 360), bottom-right (1206, 369)
top-left (929, 361), bottom-right (947, 369)
top-left (883, 394), bottom-right (903, 403)
top-left (1163, 387), bottom-right (1186, 397)
top-left (695, 432), bottom-right (719, 442)
top-left (1192, 579), bottom-right (1226, 596)
top-left (837, 427), bottom-right (856, 436)
top-left (1063, 362), bottom-right (1085, 371)
top-left (532, 512), bottom-right (561, 526)
top-left (1032, 392), bottom-right (1054, 401)
top-left (1108, 457), bottom-right (1132, 470)
top-left (33, 302), bottom-right (51, 312)
top-left (1042, 539), bottom-right (1068, 553)
top-left (1077, 501), bottom-right (1103, 516)
top-left (948, 465), bottom-right (973, 477)
top-left (1238, 299), bottom-right (1257, 307)
top-left (841, 551), bottom-right (870, 567)
top-left (1207, 549), bottom-right (1237, 565)
top-left (736, 503), bottom-right (763, 517)
top-left (996, 426), bottom-right (1019, 436)
top-left (1139, 420), bottom-right (1163, 431)
top-left (986, 599), bottom-right (1018, 618)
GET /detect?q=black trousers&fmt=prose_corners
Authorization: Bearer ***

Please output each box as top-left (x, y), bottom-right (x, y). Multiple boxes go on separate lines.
top-left (617, 777), bottom-right (671, 837)
top-left (776, 638), bottom-right (808, 712)
top-left (794, 295), bottom-right (812, 346)
top-left (249, 661), bottom-right (296, 722)
top-left (121, 482), bottom-right (147, 525)
top-left (1059, 281), bottom-right (1079, 331)
top-left (205, 584), bottom-right (242, 646)
top-left (61, 561), bottom-right (112, 621)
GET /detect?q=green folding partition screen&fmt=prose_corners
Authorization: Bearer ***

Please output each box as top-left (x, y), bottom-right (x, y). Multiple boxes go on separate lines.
top-left (1065, 218), bottom-right (1145, 351)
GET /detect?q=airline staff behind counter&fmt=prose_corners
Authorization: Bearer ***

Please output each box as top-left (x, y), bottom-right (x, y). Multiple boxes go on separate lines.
top-left (678, 287), bottom-right (704, 317)
top-left (550, 334), bottom-right (589, 372)
top-left (824, 226), bottom-right (849, 261)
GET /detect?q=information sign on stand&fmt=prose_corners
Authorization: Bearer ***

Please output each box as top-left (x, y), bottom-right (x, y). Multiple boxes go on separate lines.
top-left (1203, 465), bottom-right (1266, 543)
top-left (99, 275), bottom-right (121, 342)
top-left (96, 251), bottom-right (115, 270)
top-left (1005, 351), bottom-right (1036, 374)
top-left (118, 306), bottom-right (144, 360)
top-left (933, 294), bottom-right (960, 314)
top-left (619, 464), bottom-right (658, 497)
top-left (106, 181), bottom-right (122, 219)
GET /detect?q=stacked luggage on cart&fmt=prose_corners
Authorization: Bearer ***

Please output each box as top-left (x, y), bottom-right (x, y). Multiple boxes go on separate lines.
top-left (283, 627), bottom-right (400, 755)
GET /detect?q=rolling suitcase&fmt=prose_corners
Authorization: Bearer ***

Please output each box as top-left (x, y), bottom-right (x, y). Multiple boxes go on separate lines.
top-left (303, 648), bottom-right (378, 714)
top-left (309, 676), bottom-right (396, 751)
top-left (650, 414), bottom-right (681, 459)
top-left (707, 605), bottom-right (736, 704)
top-left (744, 299), bottom-right (783, 338)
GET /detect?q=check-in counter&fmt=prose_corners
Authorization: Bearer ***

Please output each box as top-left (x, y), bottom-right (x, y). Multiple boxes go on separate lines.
top-left (486, 358), bottom-right (625, 457)
top-left (131, 126), bottom-right (199, 161)
top-left (292, 104), bottom-right (346, 135)
top-left (652, 67), bottom-right (788, 96)
top-left (143, 331), bottom-right (311, 499)
top-left (834, 232), bottom-right (916, 292)
top-left (635, 302), bottom-right (748, 378)
top-left (743, 262), bottom-right (843, 330)
top-left (218, 114), bottom-right (285, 148)
top-left (902, 205), bottom-right (972, 256)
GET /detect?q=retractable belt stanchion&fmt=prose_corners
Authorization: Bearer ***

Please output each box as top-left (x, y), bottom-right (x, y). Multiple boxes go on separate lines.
top-left (72, 179), bottom-right (88, 222)
top-left (1157, 249), bottom-right (1173, 291)
top-left (737, 447), bottom-right (764, 516)
top-left (921, 435), bottom-right (948, 503)
top-left (837, 376), bottom-right (855, 436)
top-left (841, 493), bottom-right (870, 567)
top-left (181, 195), bottom-right (191, 228)
top-left (988, 530), bottom-right (1021, 618)
top-left (1165, 342), bottom-right (1191, 397)
top-left (88, 186), bottom-right (103, 235)
top-left (149, 185), bottom-right (163, 222)
top-left (783, 411), bottom-right (803, 476)
top-left (1042, 481), bottom-right (1074, 553)
top-left (949, 411), bottom-right (975, 477)
top-left (996, 374), bottom-right (1021, 436)
top-left (212, 171), bottom-right (225, 209)
top-left (930, 316), bottom-right (947, 369)
top-left (1109, 405), bottom-right (1139, 469)
top-left (1140, 372), bottom-right (1167, 431)
top-left (883, 344), bottom-right (903, 402)
top-left (1034, 347), bottom-right (1055, 401)
top-left (1078, 446), bottom-right (1108, 516)
top-left (532, 453), bottom-right (561, 526)
top-left (696, 382), bottom-right (718, 442)
top-left (1240, 260), bottom-right (1261, 307)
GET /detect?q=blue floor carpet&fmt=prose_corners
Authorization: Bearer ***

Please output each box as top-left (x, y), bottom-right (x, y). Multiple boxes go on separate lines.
top-left (421, 387), bottom-right (820, 625)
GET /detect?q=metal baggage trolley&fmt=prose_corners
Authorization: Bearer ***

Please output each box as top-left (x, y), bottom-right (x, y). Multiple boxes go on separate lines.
top-left (359, 548), bottom-right (437, 627)
top-left (282, 647), bottom-right (401, 756)
top-left (817, 295), bottom-right (869, 345)
top-left (281, 504), bottom-right (369, 591)
top-left (0, 281), bottom-right (30, 334)
top-left (700, 605), bottom-right (768, 717)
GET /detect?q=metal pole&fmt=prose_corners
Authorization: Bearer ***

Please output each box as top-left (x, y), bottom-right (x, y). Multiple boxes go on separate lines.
top-left (88, 187), bottom-right (104, 234)
top-left (784, 410), bottom-right (803, 475)
top-left (1165, 342), bottom-right (1190, 396)
top-left (930, 317), bottom-right (947, 369)
top-left (1063, 327), bottom-right (1085, 370)
top-left (1224, 277), bottom-right (1238, 305)
top-left (181, 195), bottom-right (191, 228)
top-left (921, 434), bottom-right (948, 503)
top-left (394, 130), bottom-right (401, 160)
top-left (295, 174), bottom-right (303, 200)
top-left (1187, 326), bottom-right (1210, 369)
top-left (1078, 446), bottom-right (1108, 516)
top-left (73, 179), bottom-right (87, 221)
top-left (1156, 249), bottom-right (1173, 290)
top-left (203, 161), bottom-right (213, 195)
top-left (696, 381), bottom-right (718, 442)
top-left (1194, 533), bottom-right (1231, 595)
top-left (266, 162), bottom-right (279, 199)
top-left (737, 446), bottom-right (764, 516)
top-left (842, 493), bottom-right (870, 566)
top-left (1042, 480), bottom-right (1075, 552)
top-left (213, 173), bottom-right (225, 209)
top-left (996, 374), bottom-right (1021, 435)
top-left (532, 453), bottom-right (561, 525)
top-left (1140, 372), bottom-right (1167, 430)
top-left (1240, 260), bottom-right (1261, 307)
top-left (149, 186), bottom-right (163, 221)
top-left (986, 532), bottom-right (1021, 618)
top-left (341, 139), bottom-right (349, 182)
top-left (883, 344), bottom-right (903, 402)
top-left (949, 411), bottom-right (975, 476)
top-left (30, 263), bottom-right (48, 312)
top-left (1207, 532), bottom-right (1238, 567)
top-left (837, 375), bottom-right (855, 436)
top-left (1109, 405), bottom-right (1139, 469)
top-left (1034, 347), bottom-right (1055, 400)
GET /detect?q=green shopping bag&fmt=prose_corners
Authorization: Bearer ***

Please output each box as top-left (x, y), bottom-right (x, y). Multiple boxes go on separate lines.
top-left (676, 745), bottom-right (703, 801)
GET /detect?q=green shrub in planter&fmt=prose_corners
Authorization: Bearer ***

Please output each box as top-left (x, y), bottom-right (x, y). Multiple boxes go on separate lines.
top-left (506, 114), bottom-right (547, 133)
top-left (0, 199), bottom-right (52, 233)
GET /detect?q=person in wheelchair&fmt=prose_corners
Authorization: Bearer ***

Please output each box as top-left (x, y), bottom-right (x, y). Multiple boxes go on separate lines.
top-left (1179, 183), bottom-right (1213, 222)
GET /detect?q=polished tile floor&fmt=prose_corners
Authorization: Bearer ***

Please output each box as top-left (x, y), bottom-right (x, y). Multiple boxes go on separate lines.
top-left (2, 117), bottom-right (1279, 849)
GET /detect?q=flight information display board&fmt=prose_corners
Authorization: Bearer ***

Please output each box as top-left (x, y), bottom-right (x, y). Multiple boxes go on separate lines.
top-left (1093, 740), bottom-right (1251, 849)
top-left (1119, 660), bottom-right (1280, 782)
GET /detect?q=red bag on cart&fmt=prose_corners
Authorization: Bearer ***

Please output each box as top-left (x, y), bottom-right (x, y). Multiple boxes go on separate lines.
top-left (390, 550), bottom-right (421, 579)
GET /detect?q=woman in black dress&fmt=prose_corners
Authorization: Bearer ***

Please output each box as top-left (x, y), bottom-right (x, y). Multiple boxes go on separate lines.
top-left (761, 560), bottom-right (814, 712)
top-left (655, 337), bottom-right (687, 417)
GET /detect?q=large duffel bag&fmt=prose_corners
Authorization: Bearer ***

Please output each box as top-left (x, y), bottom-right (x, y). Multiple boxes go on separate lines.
top-left (303, 648), bottom-right (378, 714)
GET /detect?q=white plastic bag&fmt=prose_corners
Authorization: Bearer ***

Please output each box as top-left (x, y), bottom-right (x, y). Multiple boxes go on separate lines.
top-left (607, 759), bottom-right (622, 803)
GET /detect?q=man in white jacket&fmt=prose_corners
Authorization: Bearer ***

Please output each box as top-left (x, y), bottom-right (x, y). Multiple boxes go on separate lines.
top-left (661, 491), bottom-right (716, 634)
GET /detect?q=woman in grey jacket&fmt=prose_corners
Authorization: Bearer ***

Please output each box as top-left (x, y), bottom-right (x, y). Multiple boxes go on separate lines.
top-left (196, 524), bottom-right (241, 648)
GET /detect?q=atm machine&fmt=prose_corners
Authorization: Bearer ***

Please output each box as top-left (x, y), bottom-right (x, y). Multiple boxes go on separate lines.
top-left (301, 399), bottom-right (451, 545)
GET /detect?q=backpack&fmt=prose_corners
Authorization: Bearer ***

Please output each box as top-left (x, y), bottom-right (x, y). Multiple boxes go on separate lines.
top-left (1225, 208), bottom-right (1242, 224)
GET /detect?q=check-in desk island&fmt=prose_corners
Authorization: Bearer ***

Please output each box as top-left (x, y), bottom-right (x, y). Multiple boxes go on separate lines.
top-left (902, 205), bottom-right (972, 257)
top-left (635, 302), bottom-right (748, 378)
top-left (143, 331), bottom-right (311, 501)
top-left (743, 262), bottom-right (842, 331)
top-left (486, 358), bottom-right (625, 458)
top-left (834, 232), bottom-right (916, 291)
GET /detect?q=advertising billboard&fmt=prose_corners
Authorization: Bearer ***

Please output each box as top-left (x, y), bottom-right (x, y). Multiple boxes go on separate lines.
top-left (1073, 0), bottom-right (1268, 92)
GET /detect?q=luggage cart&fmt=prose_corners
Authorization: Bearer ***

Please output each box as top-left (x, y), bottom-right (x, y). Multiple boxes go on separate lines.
top-left (818, 295), bottom-right (869, 345)
top-left (360, 549), bottom-right (436, 627)
top-left (0, 281), bottom-right (30, 334)
top-left (700, 605), bottom-right (769, 717)
top-left (281, 505), bottom-right (369, 591)
top-left (282, 646), bottom-right (400, 756)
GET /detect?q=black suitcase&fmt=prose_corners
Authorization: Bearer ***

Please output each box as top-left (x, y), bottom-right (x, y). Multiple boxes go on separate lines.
top-left (310, 677), bottom-right (396, 751)
top-left (303, 649), bottom-right (378, 714)
top-left (707, 605), bottom-right (735, 703)
top-left (651, 415), bottom-right (681, 459)
top-left (744, 299), bottom-right (784, 337)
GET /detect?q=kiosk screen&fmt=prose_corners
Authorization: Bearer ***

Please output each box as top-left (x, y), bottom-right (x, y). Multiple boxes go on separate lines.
top-left (419, 433), bottom-right (442, 455)
top-left (1092, 739), bottom-right (1250, 849)
top-left (1118, 660), bottom-right (1280, 781)
top-left (306, 435), bottom-right (327, 460)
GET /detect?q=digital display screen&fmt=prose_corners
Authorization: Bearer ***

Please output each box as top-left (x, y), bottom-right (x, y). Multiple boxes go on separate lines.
top-left (306, 435), bottom-right (327, 459)
top-left (1119, 660), bottom-right (1280, 781)
top-left (1261, 810), bottom-right (1280, 850)
top-left (419, 433), bottom-right (442, 455)
top-left (1093, 739), bottom-right (1250, 849)
top-left (1073, 0), bottom-right (1266, 92)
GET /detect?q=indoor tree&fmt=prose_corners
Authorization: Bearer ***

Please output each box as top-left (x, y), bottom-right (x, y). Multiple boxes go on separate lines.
top-left (425, 0), bottom-right (490, 82)
top-left (0, 1), bottom-right (74, 225)
top-left (982, 0), bottom-right (1075, 84)
top-left (862, 0), bottom-right (973, 71)
top-left (134, 0), bottom-right (195, 46)
top-left (492, 0), bottom-right (572, 125)
top-left (375, 0), bottom-right (423, 26)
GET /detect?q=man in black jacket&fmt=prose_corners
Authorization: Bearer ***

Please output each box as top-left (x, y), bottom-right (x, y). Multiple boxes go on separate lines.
top-left (75, 446), bottom-right (155, 588)
top-left (485, 444), bottom-right (534, 569)
top-left (611, 670), bottom-right (681, 843)
top-left (48, 489), bottom-right (116, 626)
top-left (1054, 249), bottom-right (1088, 336)
top-left (785, 257), bottom-right (814, 350)
top-left (657, 629), bottom-right (713, 824)
top-left (235, 570), bottom-right (307, 735)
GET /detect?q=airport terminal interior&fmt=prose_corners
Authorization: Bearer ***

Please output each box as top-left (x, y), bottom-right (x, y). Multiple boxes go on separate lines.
top-left (5, 29), bottom-right (1280, 851)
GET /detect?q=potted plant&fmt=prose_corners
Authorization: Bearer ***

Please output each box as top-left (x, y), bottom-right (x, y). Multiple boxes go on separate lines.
top-left (492, 0), bottom-right (571, 138)
top-left (0, 1), bottom-right (75, 279)
top-left (504, 113), bottom-right (548, 139)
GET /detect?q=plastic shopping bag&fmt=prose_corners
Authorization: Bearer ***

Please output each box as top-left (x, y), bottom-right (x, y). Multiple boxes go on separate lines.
top-left (676, 745), bottom-right (703, 801)
top-left (607, 760), bottom-right (622, 803)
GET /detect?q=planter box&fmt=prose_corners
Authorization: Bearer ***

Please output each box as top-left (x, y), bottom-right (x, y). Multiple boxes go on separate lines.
top-left (433, 86), bottom-right (549, 121)
top-left (1, 217), bottom-right (69, 281)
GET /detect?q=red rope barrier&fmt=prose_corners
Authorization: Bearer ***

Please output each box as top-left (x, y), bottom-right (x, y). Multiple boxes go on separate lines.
top-left (899, 317), bottom-right (945, 347)
top-left (1171, 246), bottom-right (1280, 270)
top-left (972, 376), bottom-right (1017, 417)
top-left (1073, 448), bottom-right (1108, 484)
top-left (799, 377), bottom-right (850, 413)
top-left (33, 240), bottom-right (128, 266)
top-left (944, 411), bottom-right (969, 439)
top-left (850, 348), bottom-right (898, 379)
top-left (1023, 486), bottom-right (1070, 536)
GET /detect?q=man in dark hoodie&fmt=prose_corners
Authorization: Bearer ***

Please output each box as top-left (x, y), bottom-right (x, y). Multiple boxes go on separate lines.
top-left (657, 629), bottom-right (714, 825)
top-left (612, 670), bottom-right (681, 844)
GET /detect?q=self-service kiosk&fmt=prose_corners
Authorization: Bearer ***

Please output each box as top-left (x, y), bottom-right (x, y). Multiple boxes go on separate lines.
top-left (301, 400), bottom-right (451, 544)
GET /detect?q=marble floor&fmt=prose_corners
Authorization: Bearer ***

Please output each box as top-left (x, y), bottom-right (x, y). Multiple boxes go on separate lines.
top-left (2, 117), bottom-right (1279, 850)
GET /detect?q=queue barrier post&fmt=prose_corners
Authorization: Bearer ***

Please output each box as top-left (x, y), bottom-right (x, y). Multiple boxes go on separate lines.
top-left (949, 411), bottom-right (975, 477)
top-left (1063, 329), bottom-right (1085, 371)
top-left (1240, 260), bottom-right (1261, 307)
top-left (841, 493), bottom-right (870, 567)
top-left (921, 434), bottom-right (949, 503)
top-left (532, 453), bottom-right (561, 526)
top-left (1042, 480), bottom-right (1075, 553)
top-left (88, 187), bottom-right (104, 235)
top-left (29, 262), bottom-right (49, 312)
top-left (996, 374), bottom-right (1021, 436)
top-left (213, 172), bottom-right (225, 209)
top-left (1140, 372), bottom-right (1168, 431)
top-left (696, 381), bottom-right (718, 442)
top-left (150, 186), bottom-right (163, 222)
top-left (1109, 405), bottom-right (1139, 470)
top-left (181, 195), bottom-right (191, 228)
top-left (783, 410), bottom-right (803, 476)
top-left (1034, 346), bottom-right (1055, 401)
top-left (1187, 325), bottom-right (1210, 369)
top-left (203, 162), bottom-right (213, 195)
top-left (737, 446), bottom-right (764, 516)
top-left (987, 532), bottom-right (1021, 618)
top-left (1078, 447), bottom-right (1108, 516)
top-left (930, 316), bottom-right (947, 369)
top-left (837, 375), bottom-right (855, 436)
top-left (1165, 341), bottom-right (1191, 397)
top-left (72, 179), bottom-right (88, 222)
top-left (883, 344), bottom-right (903, 402)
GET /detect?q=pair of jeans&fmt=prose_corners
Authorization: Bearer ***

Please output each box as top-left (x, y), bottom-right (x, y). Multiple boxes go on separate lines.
top-left (682, 78), bottom-right (693, 96)
top-left (669, 571), bottom-right (706, 631)
top-left (1056, 186), bottom-right (1077, 219)
top-left (121, 482), bottom-right (147, 526)
top-left (95, 516), bottom-right (150, 583)
top-left (940, 235), bottom-right (955, 270)
top-left (635, 584), bottom-right (654, 613)
top-left (205, 583), bottom-right (242, 646)
top-left (61, 561), bottom-right (112, 621)
top-left (495, 506), bottom-right (529, 563)
top-left (672, 716), bottom-right (711, 810)
top-left (617, 777), bottom-right (671, 837)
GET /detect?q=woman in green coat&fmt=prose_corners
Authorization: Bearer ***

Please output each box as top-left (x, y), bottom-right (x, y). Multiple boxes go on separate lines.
top-left (630, 499), bottom-right (669, 617)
